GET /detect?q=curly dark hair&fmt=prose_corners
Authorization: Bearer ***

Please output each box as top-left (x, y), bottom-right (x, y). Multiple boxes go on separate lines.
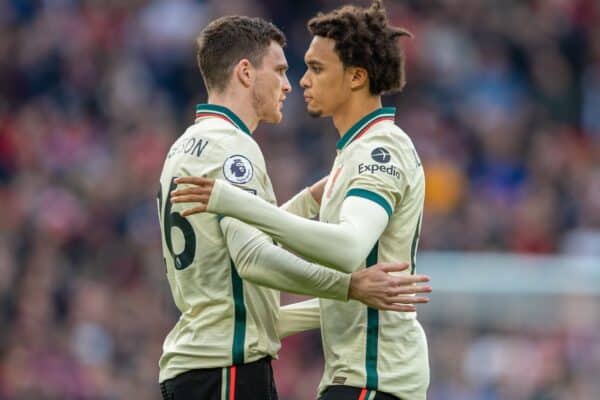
top-left (196, 16), bottom-right (286, 93)
top-left (307, 0), bottom-right (412, 95)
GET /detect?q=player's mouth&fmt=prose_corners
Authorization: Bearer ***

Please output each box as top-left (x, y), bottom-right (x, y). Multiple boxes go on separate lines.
top-left (304, 95), bottom-right (312, 103)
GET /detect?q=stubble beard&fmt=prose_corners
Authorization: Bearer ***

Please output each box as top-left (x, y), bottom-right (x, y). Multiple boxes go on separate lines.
top-left (251, 89), bottom-right (264, 120)
top-left (252, 88), bottom-right (281, 123)
top-left (307, 107), bottom-right (322, 118)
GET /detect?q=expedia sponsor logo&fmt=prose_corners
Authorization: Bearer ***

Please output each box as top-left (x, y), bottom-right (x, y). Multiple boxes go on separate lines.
top-left (371, 147), bottom-right (391, 163)
top-left (358, 163), bottom-right (401, 179)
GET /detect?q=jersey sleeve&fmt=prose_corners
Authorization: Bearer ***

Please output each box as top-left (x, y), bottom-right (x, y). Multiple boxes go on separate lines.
top-left (277, 298), bottom-right (321, 339)
top-left (207, 181), bottom-right (388, 271)
top-left (177, 132), bottom-right (267, 198)
top-left (219, 217), bottom-right (351, 300)
top-left (343, 138), bottom-right (409, 218)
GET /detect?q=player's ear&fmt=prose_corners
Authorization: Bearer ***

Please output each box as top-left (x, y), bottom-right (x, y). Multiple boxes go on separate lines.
top-left (349, 66), bottom-right (368, 91)
top-left (235, 59), bottom-right (254, 88)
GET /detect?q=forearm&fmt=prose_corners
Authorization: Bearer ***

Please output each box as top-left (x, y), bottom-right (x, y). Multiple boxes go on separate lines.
top-left (278, 298), bottom-right (320, 339)
top-left (210, 180), bottom-right (388, 271)
top-left (221, 217), bottom-right (350, 300)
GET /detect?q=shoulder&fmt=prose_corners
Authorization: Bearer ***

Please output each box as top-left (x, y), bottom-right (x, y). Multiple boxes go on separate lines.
top-left (186, 118), bottom-right (240, 143)
top-left (215, 129), bottom-right (265, 170)
top-left (183, 119), bottom-right (262, 160)
top-left (349, 123), bottom-right (420, 170)
top-left (203, 127), bottom-right (266, 187)
top-left (359, 122), bottom-right (415, 151)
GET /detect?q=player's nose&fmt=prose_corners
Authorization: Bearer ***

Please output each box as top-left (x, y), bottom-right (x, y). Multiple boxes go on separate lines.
top-left (282, 76), bottom-right (292, 93)
top-left (300, 70), bottom-right (310, 89)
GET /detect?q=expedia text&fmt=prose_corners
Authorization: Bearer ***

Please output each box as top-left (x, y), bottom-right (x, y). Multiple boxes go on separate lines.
top-left (358, 163), bottom-right (401, 179)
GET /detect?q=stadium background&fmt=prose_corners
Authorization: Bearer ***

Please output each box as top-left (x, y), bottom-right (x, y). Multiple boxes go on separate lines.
top-left (0, 0), bottom-right (599, 399)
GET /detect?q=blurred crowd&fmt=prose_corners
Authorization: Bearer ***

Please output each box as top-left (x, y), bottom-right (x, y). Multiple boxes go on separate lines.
top-left (0, 0), bottom-right (598, 399)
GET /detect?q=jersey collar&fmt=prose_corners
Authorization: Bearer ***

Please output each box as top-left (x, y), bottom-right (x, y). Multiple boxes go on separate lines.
top-left (336, 107), bottom-right (396, 151)
top-left (195, 104), bottom-right (252, 137)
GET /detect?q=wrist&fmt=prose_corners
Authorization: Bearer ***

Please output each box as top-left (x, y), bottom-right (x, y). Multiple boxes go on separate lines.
top-left (348, 272), bottom-right (359, 301)
top-left (206, 178), bottom-right (222, 213)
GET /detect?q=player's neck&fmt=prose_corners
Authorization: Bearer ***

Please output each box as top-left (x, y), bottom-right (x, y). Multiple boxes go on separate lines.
top-left (332, 95), bottom-right (382, 137)
top-left (207, 92), bottom-right (259, 133)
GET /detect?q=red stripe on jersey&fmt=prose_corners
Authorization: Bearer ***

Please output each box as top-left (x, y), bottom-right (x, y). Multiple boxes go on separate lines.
top-left (195, 113), bottom-right (236, 127)
top-left (326, 167), bottom-right (343, 199)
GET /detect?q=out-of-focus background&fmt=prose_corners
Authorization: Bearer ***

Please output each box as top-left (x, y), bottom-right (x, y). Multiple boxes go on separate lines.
top-left (0, 0), bottom-right (599, 399)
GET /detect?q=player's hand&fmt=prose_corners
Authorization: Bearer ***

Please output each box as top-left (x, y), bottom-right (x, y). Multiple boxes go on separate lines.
top-left (171, 177), bottom-right (215, 216)
top-left (348, 262), bottom-right (431, 312)
top-left (308, 175), bottom-right (329, 205)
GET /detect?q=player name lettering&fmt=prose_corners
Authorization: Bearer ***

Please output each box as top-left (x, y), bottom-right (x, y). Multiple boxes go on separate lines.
top-left (358, 163), bottom-right (401, 179)
top-left (168, 137), bottom-right (209, 159)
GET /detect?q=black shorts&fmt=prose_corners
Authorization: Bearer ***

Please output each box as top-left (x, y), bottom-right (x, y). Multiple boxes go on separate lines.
top-left (319, 385), bottom-right (401, 400)
top-left (159, 357), bottom-right (277, 400)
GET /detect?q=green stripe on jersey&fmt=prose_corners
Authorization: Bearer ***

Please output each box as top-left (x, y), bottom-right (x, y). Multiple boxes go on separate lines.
top-left (346, 188), bottom-right (393, 217)
top-left (410, 215), bottom-right (421, 275)
top-left (365, 243), bottom-right (379, 390)
top-left (230, 260), bottom-right (246, 364)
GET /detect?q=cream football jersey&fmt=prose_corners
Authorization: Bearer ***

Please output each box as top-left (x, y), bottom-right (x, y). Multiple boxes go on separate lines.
top-left (157, 104), bottom-right (281, 382)
top-left (316, 107), bottom-right (429, 399)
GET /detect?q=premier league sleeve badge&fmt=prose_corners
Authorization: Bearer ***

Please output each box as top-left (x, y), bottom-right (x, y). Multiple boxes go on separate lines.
top-left (223, 155), bottom-right (254, 184)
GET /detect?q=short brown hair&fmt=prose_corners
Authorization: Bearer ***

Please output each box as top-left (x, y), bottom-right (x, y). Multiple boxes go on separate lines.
top-left (307, 0), bottom-right (412, 95)
top-left (196, 16), bottom-right (286, 93)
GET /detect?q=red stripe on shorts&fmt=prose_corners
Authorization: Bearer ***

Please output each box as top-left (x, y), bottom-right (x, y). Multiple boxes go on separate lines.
top-left (358, 388), bottom-right (368, 400)
top-left (229, 366), bottom-right (237, 400)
